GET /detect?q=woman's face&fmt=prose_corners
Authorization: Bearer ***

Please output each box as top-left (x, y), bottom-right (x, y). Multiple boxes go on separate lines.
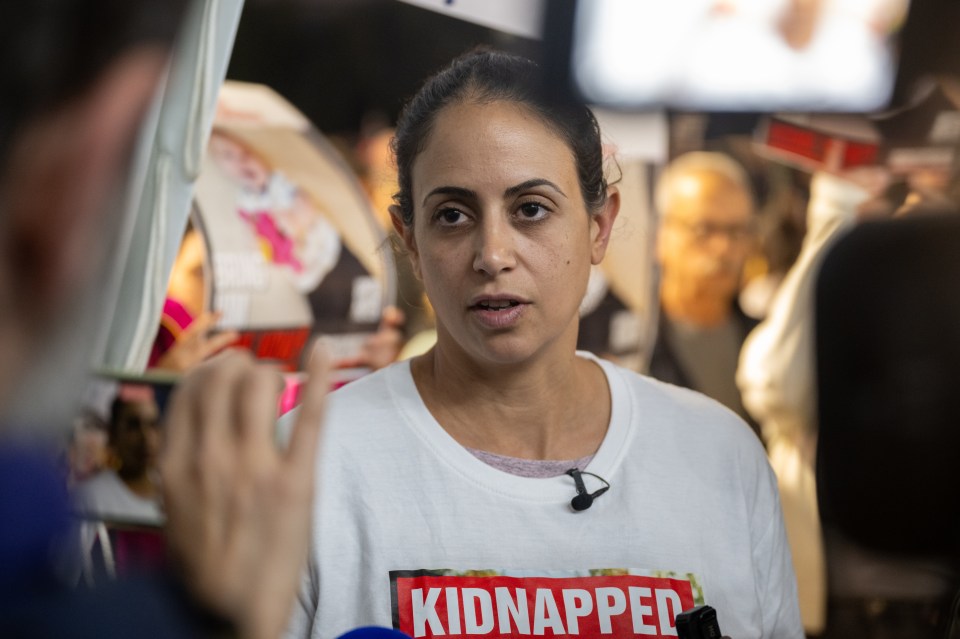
top-left (400, 100), bottom-right (617, 366)
top-left (112, 398), bottom-right (160, 479)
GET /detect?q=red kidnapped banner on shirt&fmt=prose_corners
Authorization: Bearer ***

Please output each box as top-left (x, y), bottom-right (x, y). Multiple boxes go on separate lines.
top-left (390, 572), bottom-right (696, 638)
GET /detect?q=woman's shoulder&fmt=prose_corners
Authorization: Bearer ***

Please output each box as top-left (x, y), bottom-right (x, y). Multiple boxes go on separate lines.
top-left (597, 356), bottom-right (764, 453)
top-left (326, 360), bottom-right (407, 408)
top-left (73, 470), bottom-right (163, 522)
top-left (74, 469), bottom-right (123, 497)
top-left (601, 361), bottom-right (776, 511)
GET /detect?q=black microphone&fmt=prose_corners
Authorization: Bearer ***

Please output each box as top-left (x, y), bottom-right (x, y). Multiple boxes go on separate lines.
top-left (565, 468), bottom-right (610, 511)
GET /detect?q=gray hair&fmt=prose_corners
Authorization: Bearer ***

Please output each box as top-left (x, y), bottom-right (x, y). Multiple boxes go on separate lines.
top-left (654, 151), bottom-right (754, 218)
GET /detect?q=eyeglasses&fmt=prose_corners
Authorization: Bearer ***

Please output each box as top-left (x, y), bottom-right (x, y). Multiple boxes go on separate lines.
top-left (666, 218), bottom-right (755, 243)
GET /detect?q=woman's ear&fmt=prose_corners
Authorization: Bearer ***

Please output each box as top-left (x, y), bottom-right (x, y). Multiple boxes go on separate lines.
top-left (590, 187), bottom-right (621, 265)
top-left (389, 204), bottom-right (421, 280)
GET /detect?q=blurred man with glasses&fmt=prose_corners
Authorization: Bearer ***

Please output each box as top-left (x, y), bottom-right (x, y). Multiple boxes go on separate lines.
top-left (649, 151), bottom-right (760, 435)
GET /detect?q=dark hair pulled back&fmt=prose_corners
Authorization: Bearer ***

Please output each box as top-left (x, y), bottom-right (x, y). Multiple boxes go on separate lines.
top-left (391, 49), bottom-right (608, 226)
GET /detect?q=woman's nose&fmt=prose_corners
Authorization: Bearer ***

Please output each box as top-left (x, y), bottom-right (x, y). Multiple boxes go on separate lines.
top-left (472, 216), bottom-right (517, 276)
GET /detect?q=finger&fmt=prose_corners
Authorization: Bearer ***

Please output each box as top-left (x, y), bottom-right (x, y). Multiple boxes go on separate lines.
top-left (180, 311), bottom-right (220, 342)
top-left (380, 305), bottom-right (405, 329)
top-left (332, 356), bottom-right (366, 370)
top-left (189, 350), bottom-right (255, 543)
top-left (158, 374), bottom-right (197, 481)
top-left (198, 328), bottom-right (240, 359)
top-left (158, 350), bottom-right (245, 527)
top-left (286, 343), bottom-right (330, 472)
top-left (161, 347), bottom-right (241, 455)
top-left (236, 363), bottom-right (285, 458)
top-left (193, 349), bottom-right (252, 454)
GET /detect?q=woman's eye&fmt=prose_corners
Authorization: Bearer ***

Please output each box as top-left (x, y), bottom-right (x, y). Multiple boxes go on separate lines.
top-left (518, 202), bottom-right (549, 221)
top-left (436, 207), bottom-right (467, 226)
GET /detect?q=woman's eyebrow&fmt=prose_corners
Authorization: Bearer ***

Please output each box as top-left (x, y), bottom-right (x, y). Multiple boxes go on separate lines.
top-left (504, 178), bottom-right (566, 199)
top-left (422, 186), bottom-right (476, 206)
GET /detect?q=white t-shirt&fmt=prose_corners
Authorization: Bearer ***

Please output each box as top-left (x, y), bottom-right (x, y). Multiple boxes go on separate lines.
top-left (286, 354), bottom-right (802, 639)
top-left (73, 469), bottom-right (164, 525)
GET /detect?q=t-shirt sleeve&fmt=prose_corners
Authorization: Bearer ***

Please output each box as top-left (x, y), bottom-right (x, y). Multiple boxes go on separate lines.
top-left (751, 463), bottom-right (805, 638)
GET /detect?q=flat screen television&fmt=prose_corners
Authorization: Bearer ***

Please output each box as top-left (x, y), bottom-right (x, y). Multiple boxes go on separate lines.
top-left (542, 0), bottom-right (912, 112)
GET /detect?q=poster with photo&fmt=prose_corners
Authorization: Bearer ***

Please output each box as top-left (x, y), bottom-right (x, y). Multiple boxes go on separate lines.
top-left (187, 81), bottom-right (395, 376)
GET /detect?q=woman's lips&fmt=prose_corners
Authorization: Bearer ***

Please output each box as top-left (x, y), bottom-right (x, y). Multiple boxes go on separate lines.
top-left (469, 299), bottom-right (528, 329)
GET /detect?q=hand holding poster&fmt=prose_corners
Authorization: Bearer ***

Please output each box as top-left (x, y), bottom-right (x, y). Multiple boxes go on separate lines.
top-left (179, 81), bottom-right (395, 382)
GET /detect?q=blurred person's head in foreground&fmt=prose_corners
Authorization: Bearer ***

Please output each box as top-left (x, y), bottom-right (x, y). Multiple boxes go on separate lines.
top-left (0, 0), bottom-right (186, 438)
top-left (655, 151), bottom-right (757, 327)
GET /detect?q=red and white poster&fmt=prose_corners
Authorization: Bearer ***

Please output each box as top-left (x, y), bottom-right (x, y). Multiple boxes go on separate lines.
top-left (181, 81), bottom-right (394, 377)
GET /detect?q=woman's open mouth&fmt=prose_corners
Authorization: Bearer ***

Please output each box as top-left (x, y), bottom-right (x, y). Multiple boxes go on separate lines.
top-left (474, 300), bottom-right (519, 310)
top-left (469, 298), bottom-right (527, 329)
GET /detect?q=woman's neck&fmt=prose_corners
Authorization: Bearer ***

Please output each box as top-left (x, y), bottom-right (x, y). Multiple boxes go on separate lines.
top-left (410, 345), bottom-right (610, 461)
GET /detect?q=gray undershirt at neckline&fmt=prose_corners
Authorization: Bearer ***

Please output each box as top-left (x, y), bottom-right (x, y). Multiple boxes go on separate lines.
top-left (465, 447), bottom-right (595, 478)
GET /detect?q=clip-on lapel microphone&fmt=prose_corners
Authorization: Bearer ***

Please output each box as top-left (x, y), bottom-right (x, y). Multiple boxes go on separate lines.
top-left (565, 468), bottom-right (610, 511)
